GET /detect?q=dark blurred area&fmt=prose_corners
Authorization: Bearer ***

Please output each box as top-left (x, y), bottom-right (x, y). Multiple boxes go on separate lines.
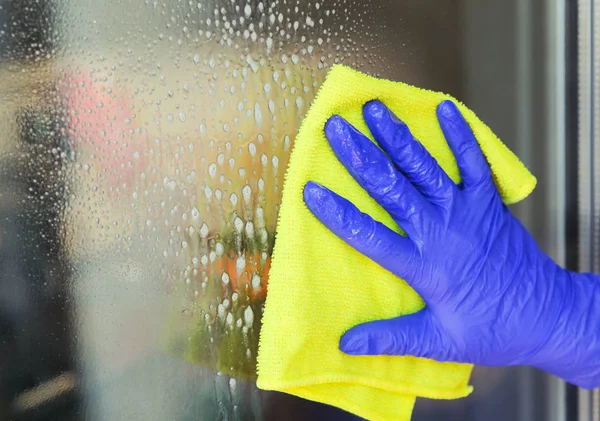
top-left (0, 104), bottom-right (81, 417)
top-left (0, 0), bottom-right (80, 418)
top-left (0, 0), bottom-right (54, 63)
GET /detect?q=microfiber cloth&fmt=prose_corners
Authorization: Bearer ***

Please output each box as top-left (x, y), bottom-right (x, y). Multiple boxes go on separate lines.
top-left (256, 64), bottom-right (536, 421)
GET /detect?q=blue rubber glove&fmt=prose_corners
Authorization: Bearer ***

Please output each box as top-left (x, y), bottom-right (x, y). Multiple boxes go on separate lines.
top-left (303, 99), bottom-right (600, 389)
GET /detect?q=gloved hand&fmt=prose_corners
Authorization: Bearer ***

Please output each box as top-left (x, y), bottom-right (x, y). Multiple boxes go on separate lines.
top-left (303, 99), bottom-right (600, 389)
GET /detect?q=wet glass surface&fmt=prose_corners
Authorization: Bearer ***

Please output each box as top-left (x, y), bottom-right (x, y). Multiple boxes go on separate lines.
top-left (0, 1), bottom-right (553, 420)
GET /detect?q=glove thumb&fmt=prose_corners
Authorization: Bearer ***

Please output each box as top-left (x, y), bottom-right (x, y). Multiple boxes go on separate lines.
top-left (339, 309), bottom-right (453, 361)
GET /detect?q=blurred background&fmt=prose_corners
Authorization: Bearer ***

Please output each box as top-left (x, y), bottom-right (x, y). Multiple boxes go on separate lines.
top-left (0, 0), bottom-right (596, 420)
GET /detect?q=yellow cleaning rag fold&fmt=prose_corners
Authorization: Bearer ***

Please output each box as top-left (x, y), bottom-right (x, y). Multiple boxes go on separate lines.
top-left (257, 64), bottom-right (536, 421)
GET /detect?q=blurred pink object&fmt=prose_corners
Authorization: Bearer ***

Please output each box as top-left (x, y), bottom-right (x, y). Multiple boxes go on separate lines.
top-left (63, 72), bottom-right (147, 191)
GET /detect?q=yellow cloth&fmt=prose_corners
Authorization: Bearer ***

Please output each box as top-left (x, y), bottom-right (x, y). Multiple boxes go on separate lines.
top-left (256, 64), bottom-right (536, 421)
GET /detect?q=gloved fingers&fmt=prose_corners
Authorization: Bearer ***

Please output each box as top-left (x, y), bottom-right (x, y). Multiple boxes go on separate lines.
top-left (363, 100), bottom-right (456, 204)
top-left (339, 309), bottom-right (454, 361)
top-left (324, 115), bottom-right (431, 231)
top-left (436, 100), bottom-right (494, 192)
top-left (303, 181), bottom-right (421, 281)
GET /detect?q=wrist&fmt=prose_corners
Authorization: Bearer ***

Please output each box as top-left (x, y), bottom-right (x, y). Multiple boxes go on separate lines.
top-left (528, 268), bottom-right (600, 388)
top-left (513, 259), bottom-right (573, 366)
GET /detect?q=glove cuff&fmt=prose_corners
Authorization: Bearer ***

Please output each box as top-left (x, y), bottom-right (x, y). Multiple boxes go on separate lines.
top-left (529, 271), bottom-right (600, 389)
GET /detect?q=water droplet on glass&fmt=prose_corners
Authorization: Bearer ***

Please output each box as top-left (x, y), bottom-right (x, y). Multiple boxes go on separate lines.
top-left (254, 103), bottom-right (262, 125)
top-left (200, 223), bottom-right (209, 238)
top-left (216, 242), bottom-right (224, 256)
top-left (246, 56), bottom-right (259, 73)
top-left (221, 272), bottom-right (230, 285)
top-left (208, 163), bottom-right (217, 178)
top-left (252, 273), bottom-right (261, 288)
top-left (236, 255), bottom-right (246, 272)
top-left (234, 217), bottom-right (244, 233)
top-left (245, 221), bottom-right (255, 237)
top-left (242, 185), bottom-right (252, 203)
top-left (244, 307), bottom-right (254, 326)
